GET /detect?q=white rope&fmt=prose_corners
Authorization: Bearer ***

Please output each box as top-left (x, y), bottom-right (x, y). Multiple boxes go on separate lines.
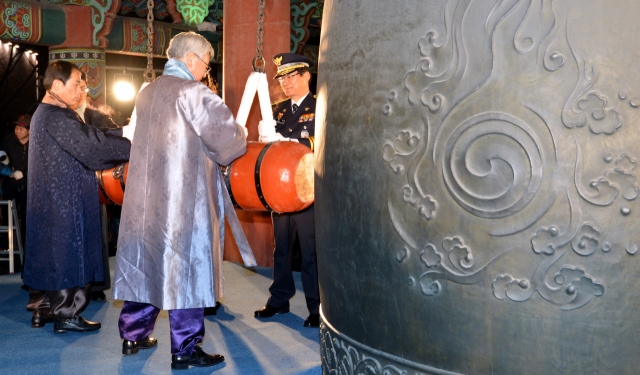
top-left (235, 0), bottom-right (272, 133)
top-left (236, 72), bottom-right (272, 128)
top-left (257, 72), bottom-right (273, 122)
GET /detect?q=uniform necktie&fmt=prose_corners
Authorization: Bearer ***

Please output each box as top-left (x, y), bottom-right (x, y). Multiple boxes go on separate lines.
top-left (292, 104), bottom-right (299, 113)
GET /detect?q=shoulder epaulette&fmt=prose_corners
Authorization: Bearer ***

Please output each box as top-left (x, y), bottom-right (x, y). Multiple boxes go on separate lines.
top-left (271, 98), bottom-right (289, 106)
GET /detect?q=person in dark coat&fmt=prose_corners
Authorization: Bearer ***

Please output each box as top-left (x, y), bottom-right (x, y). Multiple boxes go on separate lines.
top-left (71, 73), bottom-right (122, 302)
top-left (73, 73), bottom-right (121, 132)
top-left (0, 113), bottom-right (30, 251)
top-left (23, 60), bottom-right (131, 333)
top-left (255, 53), bottom-right (320, 328)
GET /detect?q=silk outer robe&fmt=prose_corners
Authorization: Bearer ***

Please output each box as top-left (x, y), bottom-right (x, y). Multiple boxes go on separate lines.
top-left (23, 104), bottom-right (131, 291)
top-left (113, 76), bottom-right (247, 310)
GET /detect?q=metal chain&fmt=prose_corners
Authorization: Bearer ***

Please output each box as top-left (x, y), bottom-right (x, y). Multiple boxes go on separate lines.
top-left (144, 0), bottom-right (156, 82)
top-left (252, 0), bottom-right (266, 72)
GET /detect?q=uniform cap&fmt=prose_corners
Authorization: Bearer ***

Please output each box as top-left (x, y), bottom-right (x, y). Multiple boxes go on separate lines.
top-left (273, 53), bottom-right (312, 78)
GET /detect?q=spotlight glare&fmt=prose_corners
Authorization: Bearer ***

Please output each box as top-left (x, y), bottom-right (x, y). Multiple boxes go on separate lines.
top-left (114, 81), bottom-right (135, 101)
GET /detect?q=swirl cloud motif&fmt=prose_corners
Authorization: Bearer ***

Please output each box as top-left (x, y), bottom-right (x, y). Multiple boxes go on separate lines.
top-left (442, 112), bottom-right (543, 218)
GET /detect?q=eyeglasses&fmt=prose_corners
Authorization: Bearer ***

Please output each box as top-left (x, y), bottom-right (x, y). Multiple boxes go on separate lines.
top-left (277, 72), bottom-right (300, 83)
top-left (194, 54), bottom-right (211, 74)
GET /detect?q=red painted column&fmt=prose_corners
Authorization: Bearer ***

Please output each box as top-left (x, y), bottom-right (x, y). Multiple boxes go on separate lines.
top-left (223, 0), bottom-right (290, 267)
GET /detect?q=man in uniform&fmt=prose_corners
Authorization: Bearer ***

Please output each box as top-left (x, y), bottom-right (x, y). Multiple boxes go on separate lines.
top-left (255, 53), bottom-right (320, 328)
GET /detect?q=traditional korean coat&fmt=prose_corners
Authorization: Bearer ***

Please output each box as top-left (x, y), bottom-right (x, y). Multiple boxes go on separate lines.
top-left (23, 104), bottom-right (131, 291)
top-left (112, 68), bottom-right (248, 310)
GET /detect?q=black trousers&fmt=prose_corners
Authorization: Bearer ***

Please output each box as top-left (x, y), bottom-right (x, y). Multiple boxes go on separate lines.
top-left (267, 205), bottom-right (320, 314)
top-left (29, 284), bottom-right (92, 319)
top-left (92, 205), bottom-right (111, 292)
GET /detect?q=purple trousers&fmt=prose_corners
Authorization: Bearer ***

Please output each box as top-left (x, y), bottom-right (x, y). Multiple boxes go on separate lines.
top-left (118, 301), bottom-right (204, 356)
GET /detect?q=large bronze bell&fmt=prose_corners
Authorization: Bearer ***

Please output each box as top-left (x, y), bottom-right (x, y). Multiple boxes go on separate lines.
top-left (316, 1), bottom-right (640, 374)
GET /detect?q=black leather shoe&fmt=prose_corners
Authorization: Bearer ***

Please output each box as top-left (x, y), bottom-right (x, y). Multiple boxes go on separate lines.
top-left (254, 305), bottom-right (289, 318)
top-left (204, 302), bottom-right (222, 316)
top-left (122, 336), bottom-right (158, 355)
top-left (304, 314), bottom-right (320, 328)
top-left (54, 316), bottom-right (101, 334)
top-left (31, 309), bottom-right (55, 328)
top-left (91, 291), bottom-right (106, 301)
top-left (171, 346), bottom-right (224, 370)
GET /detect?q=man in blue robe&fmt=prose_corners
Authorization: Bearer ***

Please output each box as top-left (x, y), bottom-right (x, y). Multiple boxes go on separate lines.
top-left (23, 60), bottom-right (131, 333)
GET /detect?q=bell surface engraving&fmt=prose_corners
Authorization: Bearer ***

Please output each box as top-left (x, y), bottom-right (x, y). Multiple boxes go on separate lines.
top-left (316, 0), bottom-right (640, 374)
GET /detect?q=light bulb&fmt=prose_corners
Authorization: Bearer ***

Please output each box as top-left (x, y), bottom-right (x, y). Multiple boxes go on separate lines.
top-left (114, 81), bottom-right (135, 101)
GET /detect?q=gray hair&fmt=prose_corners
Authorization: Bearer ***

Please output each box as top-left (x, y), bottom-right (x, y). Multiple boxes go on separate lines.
top-left (166, 31), bottom-right (215, 60)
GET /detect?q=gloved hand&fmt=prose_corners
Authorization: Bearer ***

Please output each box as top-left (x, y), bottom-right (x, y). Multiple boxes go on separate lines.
top-left (260, 132), bottom-right (287, 143)
top-left (258, 119), bottom-right (277, 140)
top-left (13, 170), bottom-right (23, 180)
top-left (258, 119), bottom-right (299, 143)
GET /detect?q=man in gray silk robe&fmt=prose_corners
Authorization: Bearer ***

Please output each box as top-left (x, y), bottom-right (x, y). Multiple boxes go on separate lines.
top-left (112, 32), bottom-right (249, 370)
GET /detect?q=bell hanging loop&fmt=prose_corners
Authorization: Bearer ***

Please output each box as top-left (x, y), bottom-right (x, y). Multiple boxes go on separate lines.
top-left (252, 56), bottom-right (266, 73)
top-left (144, 0), bottom-right (156, 82)
top-left (253, 0), bottom-right (266, 73)
top-left (143, 69), bottom-right (156, 83)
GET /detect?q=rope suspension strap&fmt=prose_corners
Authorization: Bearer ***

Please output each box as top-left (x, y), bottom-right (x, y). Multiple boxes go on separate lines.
top-left (144, 0), bottom-right (156, 82)
top-left (252, 0), bottom-right (266, 73)
top-left (237, 0), bottom-right (273, 129)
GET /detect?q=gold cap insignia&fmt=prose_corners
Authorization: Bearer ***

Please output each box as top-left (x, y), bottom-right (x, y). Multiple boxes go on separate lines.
top-left (274, 56), bottom-right (283, 66)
